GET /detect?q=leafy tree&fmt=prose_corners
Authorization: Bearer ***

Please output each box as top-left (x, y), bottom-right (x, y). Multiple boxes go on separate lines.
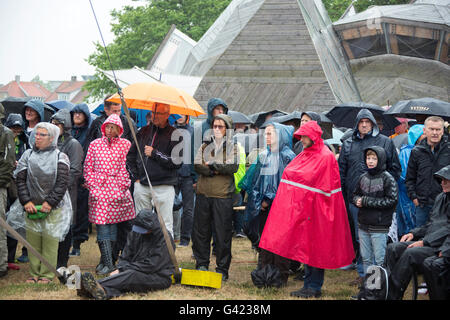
top-left (84, 0), bottom-right (232, 101)
top-left (323, 0), bottom-right (410, 22)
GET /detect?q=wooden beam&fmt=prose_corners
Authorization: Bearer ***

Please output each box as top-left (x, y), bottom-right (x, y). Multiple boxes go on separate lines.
top-left (390, 35), bottom-right (399, 55)
top-left (342, 41), bottom-right (355, 60)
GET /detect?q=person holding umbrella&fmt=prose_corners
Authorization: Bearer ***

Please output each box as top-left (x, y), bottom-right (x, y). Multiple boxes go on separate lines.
top-left (127, 103), bottom-right (181, 238)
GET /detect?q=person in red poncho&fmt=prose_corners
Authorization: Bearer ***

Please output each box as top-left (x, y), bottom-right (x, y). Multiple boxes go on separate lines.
top-left (259, 120), bottom-right (354, 298)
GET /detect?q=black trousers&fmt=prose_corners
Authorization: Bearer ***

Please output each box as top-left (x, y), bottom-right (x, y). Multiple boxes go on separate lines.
top-left (192, 194), bottom-right (233, 276)
top-left (422, 255), bottom-right (450, 300)
top-left (385, 241), bottom-right (435, 299)
top-left (98, 269), bottom-right (171, 299)
top-left (71, 186), bottom-right (90, 245)
top-left (177, 176), bottom-right (195, 244)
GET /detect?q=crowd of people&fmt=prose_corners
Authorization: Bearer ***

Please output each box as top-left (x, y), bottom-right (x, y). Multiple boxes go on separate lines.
top-left (0, 95), bottom-right (449, 300)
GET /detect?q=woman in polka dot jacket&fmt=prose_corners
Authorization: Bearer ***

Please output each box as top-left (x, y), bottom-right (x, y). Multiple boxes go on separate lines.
top-left (83, 114), bottom-right (136, 275)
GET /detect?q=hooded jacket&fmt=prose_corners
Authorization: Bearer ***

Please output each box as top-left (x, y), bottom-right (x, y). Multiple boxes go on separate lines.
top-left (4, 113), bottom-right (28, 161)
top-left (293, 111), bottom-right (321, 155)
top-left (405, 130), bottom-right (450, 206)
top-left (50, 109), bottom-right (83, 210)
top-left (0, 103), bottom-right (16, 187)
top-left (409, 165), bottom-right (450, 257)
top-left (70, 103), bottom-right (92, 149)
top-left (83, 114), bottom-right (135, 225)
top-left (200, 98), bottom-right (228, 138)
top-left (352, 146), bottom-right (398, 231)
top-left (117, 209), bottom-right (175, 278)
top-left (23, 99), bottom-right (45, 132)
top-left (240, 122), bottom-right (296, 221)
top-left (338, 108), bottom-right (401, 201)
top-left (259, 121), bottom-right (355, 269)
top-left (195, 114), bottom-right (239, 199)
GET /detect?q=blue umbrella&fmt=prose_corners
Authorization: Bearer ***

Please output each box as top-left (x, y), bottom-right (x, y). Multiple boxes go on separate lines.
top-left (45, 100), bottom-right (74, 111)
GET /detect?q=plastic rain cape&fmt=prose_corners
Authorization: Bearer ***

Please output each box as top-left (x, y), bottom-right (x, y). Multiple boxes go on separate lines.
top-left (6, 122), bottom-right (72, 241)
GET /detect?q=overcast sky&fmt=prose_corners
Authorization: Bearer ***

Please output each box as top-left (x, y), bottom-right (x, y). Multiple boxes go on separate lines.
top-left (0, 0), bottom-right (141, 85)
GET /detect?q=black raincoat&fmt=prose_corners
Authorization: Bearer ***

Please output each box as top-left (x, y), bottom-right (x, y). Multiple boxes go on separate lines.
top-left (97, 209), bottom-right (175, 298)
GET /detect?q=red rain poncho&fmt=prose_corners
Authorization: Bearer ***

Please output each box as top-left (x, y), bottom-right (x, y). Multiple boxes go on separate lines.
top-left (259, 121), bottom-right (355, 269)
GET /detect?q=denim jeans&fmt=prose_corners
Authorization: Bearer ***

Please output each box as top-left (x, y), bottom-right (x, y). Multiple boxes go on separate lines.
top-left (348, 203), bottom-right (365, 277)
top-left (96, 224), bottom-right (118, 242)
top-left (303, 264), bottom-right (324, 292)
top-left (415, 204), bottom-right (433, 228)
top-left (358, 229), bottom-right (388, 275)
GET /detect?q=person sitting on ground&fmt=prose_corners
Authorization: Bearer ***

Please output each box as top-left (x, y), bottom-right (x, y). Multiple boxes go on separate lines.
top-left (385, 164), bottom-right (450, 300)
top-left (77, 209), bottom-right (175, 300)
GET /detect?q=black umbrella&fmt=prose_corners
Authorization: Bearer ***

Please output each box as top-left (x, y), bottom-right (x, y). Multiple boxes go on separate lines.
top-left (249, 109), bottom-right (288, 128)
top-left (45, 100), bottom-right (75, 111)
top-left (259, 111), bottom-right (302, 128)
top-left (325, 102), bottom-right (400, 133)
top-left (1, 97), bottom-right (55, 122)
top-left (384, 97), bottom-right (450, 122)
top-left (228, 110), bottom-right (253, 124)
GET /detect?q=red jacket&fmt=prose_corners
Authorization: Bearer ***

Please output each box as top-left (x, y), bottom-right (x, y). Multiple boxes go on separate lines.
top-left (84, 114), bottom-right (135, 225)
top-left (259, 121), bottom-right (355, 269)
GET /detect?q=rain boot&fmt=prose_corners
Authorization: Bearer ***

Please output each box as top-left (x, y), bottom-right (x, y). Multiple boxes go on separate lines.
top-left (97, 240), bottom-right (116, 276)
top-left (95, 241), bottom-right (105, 274)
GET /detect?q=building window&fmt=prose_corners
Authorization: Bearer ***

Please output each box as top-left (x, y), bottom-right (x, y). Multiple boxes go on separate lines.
top-left (395, 35), bottom-right (438, 60)
top-left (345, 35), bottom-right (387, 59)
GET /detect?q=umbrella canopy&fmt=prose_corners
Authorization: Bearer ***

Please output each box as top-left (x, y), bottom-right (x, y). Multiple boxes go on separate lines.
top-left (228, 110), bottom-right (253, 124)
top-left (45, 100), bottom-right (74, 111)
top-left (1, 97), bottom-right (54, 122)
top-left (249, 109), bottom-right (288, 128)
top-left (384, 97), bottom-right (450, 122)
top-left (325, 102), bottom-right (400, 132)
top-left (107, 82), bottom-right (205, 117)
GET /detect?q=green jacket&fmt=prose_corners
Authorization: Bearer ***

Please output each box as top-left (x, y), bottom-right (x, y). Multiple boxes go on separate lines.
top-left (234, 143), bottom-right (246, 193)
top-left (0, 103), bottom-right (16, 188)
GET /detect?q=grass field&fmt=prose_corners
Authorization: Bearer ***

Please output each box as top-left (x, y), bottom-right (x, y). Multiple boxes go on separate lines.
top-left (0, 231), bottom-right (426, 300)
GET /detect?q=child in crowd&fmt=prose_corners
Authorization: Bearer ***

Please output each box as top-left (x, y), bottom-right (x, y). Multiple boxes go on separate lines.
top-left (353, 146), bottom-right (398, 278)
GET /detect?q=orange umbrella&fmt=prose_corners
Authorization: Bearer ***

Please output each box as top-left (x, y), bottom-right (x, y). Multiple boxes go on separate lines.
top-left (107, 82), bottom-right (205, 117)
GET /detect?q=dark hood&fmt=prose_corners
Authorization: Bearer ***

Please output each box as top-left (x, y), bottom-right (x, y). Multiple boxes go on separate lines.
top-left (207, 98), bottom-right (228, 124)
top-left (133, 209), bottom-right (162, 236)
top-left (301, 111), bottom-right (321, 124)
top-left (50, 108), bottom-right (72, 133)
top-left (364, 145), bottom-right (386, 175)
top-left (4, 113), bottom-right (25, 129)
top-left (23, 99), bottom-right (45, 123)
top-left (434, 165), bottom-right (450, 184)
top-left (353, 108), bottom-right (380, 138)
top-left (71, 103), bottom-right (92, 127)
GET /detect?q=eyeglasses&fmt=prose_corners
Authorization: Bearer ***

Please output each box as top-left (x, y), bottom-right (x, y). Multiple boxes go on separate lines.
top-left (35, 132), bottom-right (50, 137)
top-left (213, 125), bottom-right (226, 129)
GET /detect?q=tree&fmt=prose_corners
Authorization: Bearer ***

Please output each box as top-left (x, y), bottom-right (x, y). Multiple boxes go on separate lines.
top-left (323, 0), bottom-right (410, 22)
top-left (84, 0), bottom-right (232, 101)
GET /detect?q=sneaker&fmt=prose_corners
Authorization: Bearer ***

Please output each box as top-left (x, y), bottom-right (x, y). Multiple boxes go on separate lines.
top-left (17, 254), bottom-right (29, 263)
top-left (197, 266), bottom-right (208, 271)
top-left (290, 287), bottom-right (321, 298)
top-left (0, 270), bottom-right (7, 278)
top-left (221, 273), bottom-right (229, 282)
top-left (177, 241), bottom-right (189, 248)
top-left (7, 263), bottom-right (20, 270)
top-left (235, 232), bottom-right (246, 239)
top-left (81, 272), bottom-right (107, 300)
top-left (69, 248), bottom-right (81, 257)
top-left (418, 283), bottom-right (428, 295)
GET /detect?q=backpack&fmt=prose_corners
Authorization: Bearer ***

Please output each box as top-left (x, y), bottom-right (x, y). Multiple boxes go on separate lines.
top-left (251, 264), bottom-right (284, 289)
top-left (358, 265), bottom-right (389, 300)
